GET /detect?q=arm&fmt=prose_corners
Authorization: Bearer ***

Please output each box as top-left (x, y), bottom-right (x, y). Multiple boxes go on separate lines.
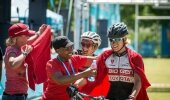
top-left (84, 56), bottom-right (97, 67)
top-left (74, 78), bottom-right (87, 87)
top-left (27, 24), bottom-right (47, 44)
top-left (8, 45), bottom-right (32, 69)
top-left (129, 72), bottom-right (142, 100)
top-left (51, 68), bottom-right (96, 85)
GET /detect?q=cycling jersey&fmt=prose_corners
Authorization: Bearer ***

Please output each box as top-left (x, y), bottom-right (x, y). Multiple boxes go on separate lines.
top-left (105, 53), bottom-right (134, 100)
top-left (82, 47), bottom-right (150, 100)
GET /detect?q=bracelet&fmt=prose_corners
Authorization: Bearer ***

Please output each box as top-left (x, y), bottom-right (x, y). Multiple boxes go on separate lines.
top-left (22, 52), bottom-right (28, 56)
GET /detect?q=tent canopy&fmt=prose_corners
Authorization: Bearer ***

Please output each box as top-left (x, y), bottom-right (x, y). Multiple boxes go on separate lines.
top-left (11, 0), bottom-right (63, 31)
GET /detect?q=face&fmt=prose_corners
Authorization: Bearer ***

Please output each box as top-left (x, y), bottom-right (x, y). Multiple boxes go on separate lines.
top-left (110, 37), bottom-right (125, 52)
top-left (81, 39), bottom-right (95, 56)
top-left (16, 35), bottom-right (29, 46)
top-left (58, 45), bottom-right (74, 61)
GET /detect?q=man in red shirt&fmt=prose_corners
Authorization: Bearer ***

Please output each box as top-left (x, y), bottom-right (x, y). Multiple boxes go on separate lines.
top-left (42, 36), bottom-right (97, 100)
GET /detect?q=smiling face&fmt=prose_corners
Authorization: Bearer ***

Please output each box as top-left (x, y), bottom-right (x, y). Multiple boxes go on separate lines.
top-left (81, 39), bottom-right (96, 56)
top-left (57, 45), bottom-right (74, 61)
top-left (110, 37), bottom-right (126, 53)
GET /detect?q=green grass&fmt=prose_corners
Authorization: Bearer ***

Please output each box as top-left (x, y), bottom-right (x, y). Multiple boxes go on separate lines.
top-left (143, 58), bottom-right (170, 100)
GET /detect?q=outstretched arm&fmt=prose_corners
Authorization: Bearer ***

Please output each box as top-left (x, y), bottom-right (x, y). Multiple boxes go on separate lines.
top-left (51, 68), bottom-right (96, 85)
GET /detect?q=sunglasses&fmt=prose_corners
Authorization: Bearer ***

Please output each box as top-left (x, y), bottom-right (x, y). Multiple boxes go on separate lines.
top-left (109, 38), bottom-right (124, 43)
top-left (81, 42), bottom-right (94, 48)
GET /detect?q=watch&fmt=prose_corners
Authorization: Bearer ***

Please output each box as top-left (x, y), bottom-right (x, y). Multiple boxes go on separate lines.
top-left (22, 52), bottom-right (28, 56)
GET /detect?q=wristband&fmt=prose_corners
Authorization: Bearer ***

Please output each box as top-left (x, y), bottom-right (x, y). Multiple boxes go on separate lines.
top-left (22, 52), bottom-right (28, 56)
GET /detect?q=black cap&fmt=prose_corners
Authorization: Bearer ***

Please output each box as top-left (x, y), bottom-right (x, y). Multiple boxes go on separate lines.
top-left (52, 36), bottom-right (74, 50)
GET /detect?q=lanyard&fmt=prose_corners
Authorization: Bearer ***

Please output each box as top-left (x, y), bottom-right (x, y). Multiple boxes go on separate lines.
top-left (57, 56), bottom-right (75, 76)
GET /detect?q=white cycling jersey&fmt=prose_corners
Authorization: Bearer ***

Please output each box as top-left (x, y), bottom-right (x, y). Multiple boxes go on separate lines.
top-left (105, 53), bottom-right (134, 83)
top-left (105, 53), bottom-right (135, 100)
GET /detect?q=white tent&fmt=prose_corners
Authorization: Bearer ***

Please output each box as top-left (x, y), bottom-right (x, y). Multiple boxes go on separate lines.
top-left (11, 0), bottom-right (63, 31)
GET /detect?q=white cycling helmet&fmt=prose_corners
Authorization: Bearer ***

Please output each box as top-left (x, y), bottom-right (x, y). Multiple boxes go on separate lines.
top-left (81, 31), bottom-right (101, 47)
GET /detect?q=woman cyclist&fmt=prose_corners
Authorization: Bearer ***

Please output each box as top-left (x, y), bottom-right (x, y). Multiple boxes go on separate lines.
top-left (84, 22), bottom-right (150, 100)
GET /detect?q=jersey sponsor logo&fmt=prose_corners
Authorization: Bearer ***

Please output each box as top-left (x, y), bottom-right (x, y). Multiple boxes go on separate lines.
top-left (108, 68), bottom-right (134, 76)
top-left (111, 59), bottom-right (114, 64)
top-left (108, 75), bottom-right (134, 83)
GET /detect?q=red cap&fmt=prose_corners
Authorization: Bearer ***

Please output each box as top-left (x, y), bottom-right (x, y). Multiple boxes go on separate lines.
top-left (8, 23), bottom-right (35, 38)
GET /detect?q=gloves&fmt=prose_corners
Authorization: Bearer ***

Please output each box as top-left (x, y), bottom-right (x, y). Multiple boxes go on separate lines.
top-left (66, 85), bottom-right (78, 97)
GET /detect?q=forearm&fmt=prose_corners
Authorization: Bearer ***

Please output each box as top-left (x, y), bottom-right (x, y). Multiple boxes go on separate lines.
top-left (85, 56), bottom-right (97, 66)
top-left (74, 78), bottom-right (87, 87)
top-left (53, 71), bottom-right (89, 85)
top-left (9, 54), bottom-right (26, 69)
top-left (27, 32), bottom-right (40, 44)
top-left (130, 73), bottom-right (142, 99)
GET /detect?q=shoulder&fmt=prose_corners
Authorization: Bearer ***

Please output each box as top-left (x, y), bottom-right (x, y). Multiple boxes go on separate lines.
top-left (47, 58), bottom-right (59, 66)
top-left (5, 46), bottom-right (20, 56)
top-left (98, 49), bottom-right (112, 60)
top-left (127, 48), bottom-right (142, 58)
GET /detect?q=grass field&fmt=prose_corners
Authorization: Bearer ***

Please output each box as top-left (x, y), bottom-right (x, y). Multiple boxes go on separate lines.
top-left (143, 58), bottom-right (170, 100)
top-left (144, 58), bottom-right (170, 84)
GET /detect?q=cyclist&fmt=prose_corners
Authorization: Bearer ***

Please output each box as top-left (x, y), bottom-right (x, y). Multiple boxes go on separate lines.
top-left (85, 22), bottom-right (150, 100)
top-left (74, 31), bottom-right (101, 86)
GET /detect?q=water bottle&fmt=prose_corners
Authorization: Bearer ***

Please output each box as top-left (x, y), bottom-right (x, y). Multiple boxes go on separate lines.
top-left (88, 60), bottom-right (97, 82)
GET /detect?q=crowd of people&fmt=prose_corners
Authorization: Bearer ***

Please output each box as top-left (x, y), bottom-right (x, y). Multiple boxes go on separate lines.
top-left (0, 22), bottom-right (150, 100)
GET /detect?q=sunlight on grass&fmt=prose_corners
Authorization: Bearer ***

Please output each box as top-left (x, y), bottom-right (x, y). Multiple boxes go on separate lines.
top-left (143, 58), bottom-right (170, 100)
top-left (148, 92), bottom-right (170, 100)
top-left (144, 58), bottom-right (170, 84)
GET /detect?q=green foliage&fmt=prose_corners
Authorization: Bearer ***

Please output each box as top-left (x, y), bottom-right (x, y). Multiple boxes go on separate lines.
top-left (120, 5), bottom-right (135, 30)
top-left (120, 5), bottom-right (170, 30)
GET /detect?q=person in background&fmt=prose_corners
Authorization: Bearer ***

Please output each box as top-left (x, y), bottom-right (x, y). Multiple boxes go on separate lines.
top-left (74, 31), bottom-right (101, 90)
top-left (85, 22), bottom-right (150, 100)
top-left (2, 23), bottom-right (47, 100)
top-left (74, 31), bottom-right (101, 56)
top-left (42, 36), bottom-right (97, 100)
top-left (0, 46), bottom-right (3, 81)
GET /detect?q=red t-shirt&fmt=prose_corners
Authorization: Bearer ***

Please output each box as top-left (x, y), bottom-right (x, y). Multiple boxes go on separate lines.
top-left (42, 55), bottom-right (87, 100)
top-left (4, 46), bottom-right (28, 94)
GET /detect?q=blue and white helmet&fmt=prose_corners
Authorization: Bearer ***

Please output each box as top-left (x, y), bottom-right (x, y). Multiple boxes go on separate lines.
top-left (81, 31), bottom-right (101, 47)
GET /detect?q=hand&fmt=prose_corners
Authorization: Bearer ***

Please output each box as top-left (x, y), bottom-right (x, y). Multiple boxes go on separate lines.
top-left (37, 24), bottom-right (47, 35)
top-left (21, 45), bottom-right (33, 55)
top-left (66, 85), bottom-right (78, 97)
top-left (129, 95), bottom-right (136, 100)
top-left (84, 67), bottom-right (97, 77)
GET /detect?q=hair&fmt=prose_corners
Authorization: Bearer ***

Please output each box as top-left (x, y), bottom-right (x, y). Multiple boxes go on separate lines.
top-left (5, 37), bottom-right (16, 46)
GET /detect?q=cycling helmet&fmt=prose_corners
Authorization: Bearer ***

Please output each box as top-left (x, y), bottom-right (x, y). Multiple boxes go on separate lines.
top-left (107, 22), bottom-right (128, 39)
top-left (81, 31), bottom-right (101, 47)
